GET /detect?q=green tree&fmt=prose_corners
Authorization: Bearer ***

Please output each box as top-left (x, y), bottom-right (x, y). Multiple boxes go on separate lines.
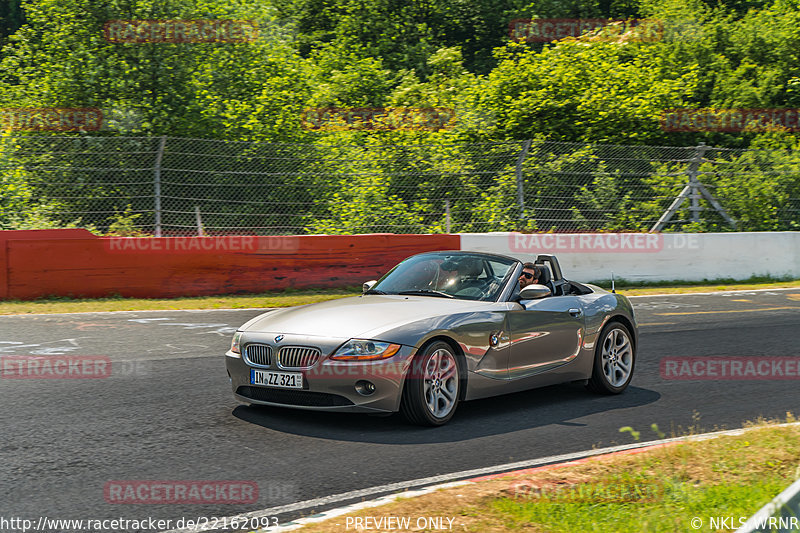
top-left (0, 0), bottom-right (25, 43)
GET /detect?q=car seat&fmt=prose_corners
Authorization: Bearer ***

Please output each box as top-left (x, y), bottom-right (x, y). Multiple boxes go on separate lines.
top-left (453, 261), bottom-right (486, 297)
top-left (536, 263), bottom-right (556, 295)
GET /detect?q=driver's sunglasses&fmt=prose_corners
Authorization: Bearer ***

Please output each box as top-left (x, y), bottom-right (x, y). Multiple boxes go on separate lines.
top-left (520, 272), bottom-right (535, 279)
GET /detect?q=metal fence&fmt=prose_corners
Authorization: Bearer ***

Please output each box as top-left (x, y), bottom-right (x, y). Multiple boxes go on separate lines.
top-left (1, 135), bottom-right (799, 235)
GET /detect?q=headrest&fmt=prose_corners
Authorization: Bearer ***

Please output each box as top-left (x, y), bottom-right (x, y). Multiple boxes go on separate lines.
top-left (440, 258), bottom-right (459, 271)
top-left (459, 261), bottom-right (483, 277)
top-left (536, 264), bottom-right (552, 285)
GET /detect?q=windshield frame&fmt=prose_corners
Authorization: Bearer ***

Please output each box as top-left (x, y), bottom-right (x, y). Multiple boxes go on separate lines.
top-left (371, 251), bottom-right (520, 302)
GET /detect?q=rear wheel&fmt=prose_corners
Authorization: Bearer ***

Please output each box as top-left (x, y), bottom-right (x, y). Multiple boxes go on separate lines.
top-left (400, 341), bottom-right (461, 426)
top-left (586, 321), bottom-right (635, 394)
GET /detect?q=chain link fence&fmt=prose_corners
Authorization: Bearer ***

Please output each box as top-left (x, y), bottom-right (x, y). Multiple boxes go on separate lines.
top-left (2, 135), bottom-right (799, 235)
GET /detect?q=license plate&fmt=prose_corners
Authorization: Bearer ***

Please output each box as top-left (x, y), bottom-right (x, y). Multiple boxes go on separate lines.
top-left (250, 369), bottom-right (303, 389)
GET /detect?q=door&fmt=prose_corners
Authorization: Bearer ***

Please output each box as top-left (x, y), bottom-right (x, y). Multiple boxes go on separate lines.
top-left (506, 295), bottom-right (586, 380)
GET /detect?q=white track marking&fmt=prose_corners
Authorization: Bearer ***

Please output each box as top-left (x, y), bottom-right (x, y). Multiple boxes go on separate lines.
top-left (0, 338), bottom-right (83, 355)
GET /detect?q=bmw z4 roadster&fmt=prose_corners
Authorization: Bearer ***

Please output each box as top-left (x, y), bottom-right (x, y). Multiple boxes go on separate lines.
top-left (225, 251), bottom-right (637, 426)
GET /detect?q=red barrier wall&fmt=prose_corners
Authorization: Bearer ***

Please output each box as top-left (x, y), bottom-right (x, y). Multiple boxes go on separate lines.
top-left (0, 230), bottom-right (460, 300)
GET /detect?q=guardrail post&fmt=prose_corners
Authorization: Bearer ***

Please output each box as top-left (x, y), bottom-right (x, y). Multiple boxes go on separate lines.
top-left (153, 135), bottom-right (167, 237)
top-left (516, 139), bottom-right (532, 220)
top-left (687, 142), bottom-right (708, 224)
top-left (195, 206), bottom-right (204, 236)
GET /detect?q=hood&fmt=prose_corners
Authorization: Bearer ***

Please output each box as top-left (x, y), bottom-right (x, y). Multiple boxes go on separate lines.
top-left (242, 294), bottom-right (494, 340)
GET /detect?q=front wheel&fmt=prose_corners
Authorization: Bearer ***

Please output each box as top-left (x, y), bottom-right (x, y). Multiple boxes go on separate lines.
top-left (586, 321), bottom-right (635, 394)
top-left (400, 341), bottom-right (461, 426)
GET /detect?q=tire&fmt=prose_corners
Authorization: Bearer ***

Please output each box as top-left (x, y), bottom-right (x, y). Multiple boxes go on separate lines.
top-left (586, 321), bottom-right (635, 394)
top-left (400, 341), bottom-right (461, 426)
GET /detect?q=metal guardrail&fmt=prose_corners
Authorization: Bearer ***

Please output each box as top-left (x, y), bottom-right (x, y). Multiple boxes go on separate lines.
top-left (736, 477), bottom-right (800, 533)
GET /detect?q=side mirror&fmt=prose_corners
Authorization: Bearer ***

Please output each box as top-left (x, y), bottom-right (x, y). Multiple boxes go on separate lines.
top-left (519, 284), bottom-right (551, 300)
top-left (362, 280), bottom-right (378, 293)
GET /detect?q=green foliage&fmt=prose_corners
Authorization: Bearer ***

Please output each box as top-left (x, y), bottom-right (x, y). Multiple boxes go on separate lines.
top-left (619, 426), bottom-right (642, 441)
top-left (106, 205), bottom-right (144, 236)
top-left (0, 131), bottom-right (83, 230)
top-left (307, 43), bottom-right (392, 107)
top-left (0, 0), bottom-right (307, 139)
top-left (0, 0), bottom-right (25, 42)
top-left (482, 34), bottom-right (701, 144)
top-left (1, 0), bottom-right (800, 233)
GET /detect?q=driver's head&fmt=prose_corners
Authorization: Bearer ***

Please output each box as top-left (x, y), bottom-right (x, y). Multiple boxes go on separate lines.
top-left (435, 259), bottom-right (460, 289)
top-left (518, 262), bottom-right (540, 289)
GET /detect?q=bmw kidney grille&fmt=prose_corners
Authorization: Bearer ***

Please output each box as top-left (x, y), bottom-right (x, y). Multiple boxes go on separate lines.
top-left (243, 344), bottom-right (272, 368)
top-left (277, 346), bottom-right (320, 369)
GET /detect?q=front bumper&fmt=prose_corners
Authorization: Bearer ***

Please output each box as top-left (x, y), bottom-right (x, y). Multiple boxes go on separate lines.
top-left (226, 344), bottom-right (416, 414)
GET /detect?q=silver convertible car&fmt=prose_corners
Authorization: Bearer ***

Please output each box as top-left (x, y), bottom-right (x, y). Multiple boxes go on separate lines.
top-left (225, 251), bottom-right (637, 426)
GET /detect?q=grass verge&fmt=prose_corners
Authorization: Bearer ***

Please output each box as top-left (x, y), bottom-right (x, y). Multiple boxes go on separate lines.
top-left (294, 417), bottom-right (800, 533)
top-left (0, 287), bottom-right (360, 315)
top-left (591, 275), bottom-right (800, 296)
top-left (1, 277), bottom-right (798, 315)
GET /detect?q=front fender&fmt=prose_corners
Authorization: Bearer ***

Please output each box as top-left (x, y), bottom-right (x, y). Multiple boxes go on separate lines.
top-left (366, 305), bottom-right (514, 375)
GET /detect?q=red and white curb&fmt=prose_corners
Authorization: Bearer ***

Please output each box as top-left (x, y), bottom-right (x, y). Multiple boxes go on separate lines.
top-left (159, 422), bottom-right (800, 533)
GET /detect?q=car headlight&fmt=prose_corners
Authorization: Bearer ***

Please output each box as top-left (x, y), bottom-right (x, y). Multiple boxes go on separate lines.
top-left (330, 339), bottom-right (401, 361)
top-left (230, 331), bottom-right (242, 354)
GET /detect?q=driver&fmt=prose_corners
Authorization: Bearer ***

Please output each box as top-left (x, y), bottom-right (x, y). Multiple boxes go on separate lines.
top-left (518, 262), bottom-right (541, 289)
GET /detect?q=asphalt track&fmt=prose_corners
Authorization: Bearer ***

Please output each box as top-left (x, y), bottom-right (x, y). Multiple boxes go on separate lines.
top-left (1, 289), bottom-right (799, 532)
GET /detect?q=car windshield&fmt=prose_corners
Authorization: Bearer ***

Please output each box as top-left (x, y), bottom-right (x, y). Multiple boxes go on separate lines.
top-left (371, 253), bottom-right (517, 301)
